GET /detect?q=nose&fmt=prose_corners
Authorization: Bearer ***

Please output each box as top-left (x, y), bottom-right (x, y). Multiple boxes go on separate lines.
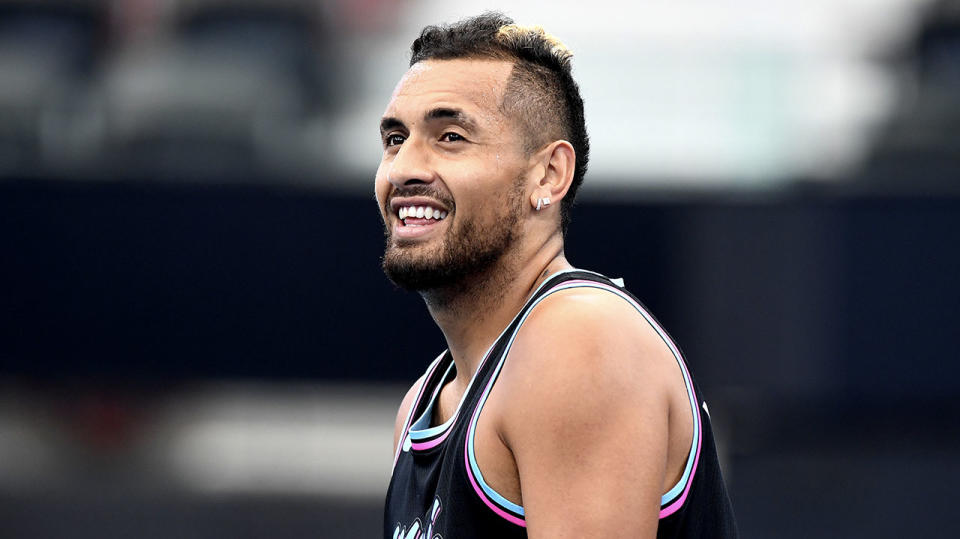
top-left (387, 138), bottom-right (436, 189)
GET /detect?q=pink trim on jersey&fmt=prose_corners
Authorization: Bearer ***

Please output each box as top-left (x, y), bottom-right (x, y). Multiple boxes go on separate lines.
top-left (392, 355), bottom-right (443, 469)
top-left (463, 376), bottom-right (526, 527)
top-left (408, 343), bottom-right (495, 453)
top-left (464, 449), bottom-right (527, 527)
top-left (409, 273), bottom-right (704, 526)
top-left (658, 352), bottom-right (702, 518)
top-left (659, 427), bottom-right (702, 518)
top-left (458, 280), bottom-right (592, 527)
top-left (409, 416), bottom-right (457, 451)
top-left (544, 279), bottom-right (705, 519)
top-left (654, 327), bottom-right (702, 518)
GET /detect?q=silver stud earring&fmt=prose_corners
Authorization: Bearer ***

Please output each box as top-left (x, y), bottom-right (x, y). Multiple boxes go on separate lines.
top-left (536, 197), bottom-right (551, 211)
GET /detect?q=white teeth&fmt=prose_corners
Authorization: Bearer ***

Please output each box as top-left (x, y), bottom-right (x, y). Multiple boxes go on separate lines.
top-left (396, 205), bottom-right (448, 221)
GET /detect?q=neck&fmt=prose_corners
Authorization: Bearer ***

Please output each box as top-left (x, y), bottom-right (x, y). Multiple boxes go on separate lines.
top-left (423, 232), bottom-right (572, 385)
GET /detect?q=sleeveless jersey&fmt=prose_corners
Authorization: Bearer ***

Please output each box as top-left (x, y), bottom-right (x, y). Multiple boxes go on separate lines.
top-left (384, 269), bottom-right (738, 538)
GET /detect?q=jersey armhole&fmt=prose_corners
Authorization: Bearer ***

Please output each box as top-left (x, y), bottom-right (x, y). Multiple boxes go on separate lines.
top-left (392, 351), bottom-right (446, 469)
top-left (462, 277), bottom-right (705, 524)
top-left (558, 279), bottom-right (705, 518)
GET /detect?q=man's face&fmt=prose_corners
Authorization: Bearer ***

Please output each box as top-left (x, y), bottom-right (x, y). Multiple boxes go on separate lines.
top-left (375, 58), bottom-right (531, 291)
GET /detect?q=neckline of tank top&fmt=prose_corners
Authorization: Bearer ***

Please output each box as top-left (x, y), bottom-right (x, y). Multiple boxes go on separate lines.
top-left (409, 268), bottom-right (605, 438)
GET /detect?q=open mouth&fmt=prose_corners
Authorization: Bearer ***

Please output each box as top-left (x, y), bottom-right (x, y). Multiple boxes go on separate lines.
top-left (397, 205), bottom-right (448, 226)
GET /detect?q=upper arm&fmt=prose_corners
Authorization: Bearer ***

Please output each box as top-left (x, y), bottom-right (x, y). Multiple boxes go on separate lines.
top-left (393, 374), bottom-right (427, 454)
top-left (497, 290), bottom-right (679, 538)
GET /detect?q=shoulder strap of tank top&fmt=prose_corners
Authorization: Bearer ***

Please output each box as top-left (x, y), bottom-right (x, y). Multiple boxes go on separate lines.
top-left (525, 269), bottom-right (706, 518)
top-left (490, 269), bottom-right (622, 343)
top-left (548, 268), bottom-right (620, 286)
top-left (391, 350), bottom-right (451, 469)
top-left (457, 268), bottom-right (622, 526)
top-left (394, 269), bottom-right (621, 466)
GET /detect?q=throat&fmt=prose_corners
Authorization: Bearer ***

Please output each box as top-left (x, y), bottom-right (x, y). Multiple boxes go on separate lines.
top-left (423, 257), bottom-right (514, 325)
top-left (432, 370), bottom-right (464, 427)
top-left (424, 259), bottom-right (524, 385)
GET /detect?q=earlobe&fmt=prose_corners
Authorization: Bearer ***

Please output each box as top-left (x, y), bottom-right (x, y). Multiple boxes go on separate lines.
top-left (539, 140), bottom-right (576, 206)
top-left (529, 188), bottom-right (551, 211)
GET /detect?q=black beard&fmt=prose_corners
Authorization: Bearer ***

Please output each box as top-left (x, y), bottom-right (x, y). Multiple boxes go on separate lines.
top-left (381, 182), bottom-right (523, 294)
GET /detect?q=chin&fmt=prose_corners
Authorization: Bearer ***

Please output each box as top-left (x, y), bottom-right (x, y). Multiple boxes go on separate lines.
top-left (381, 196), bottom-right (522, 293)
top-left (382, 257), bottom-right (456, 292)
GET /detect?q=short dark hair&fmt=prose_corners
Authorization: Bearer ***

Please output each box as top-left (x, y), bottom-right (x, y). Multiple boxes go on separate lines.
top-left (409, 12), bottom-right (589, 234)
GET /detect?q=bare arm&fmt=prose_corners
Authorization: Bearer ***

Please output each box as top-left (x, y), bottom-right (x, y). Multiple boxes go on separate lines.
top-left (497, 289), bottom-right (682, 538)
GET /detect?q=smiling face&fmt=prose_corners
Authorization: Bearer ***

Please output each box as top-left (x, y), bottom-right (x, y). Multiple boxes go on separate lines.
top-left (375, 58), bottom-right (533, 292)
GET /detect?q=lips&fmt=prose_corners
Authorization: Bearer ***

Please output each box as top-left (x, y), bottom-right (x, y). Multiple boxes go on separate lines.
top-left (387, 196), bottom-right (452, 241)
top-left (389, 196), bottom-right (450, 226)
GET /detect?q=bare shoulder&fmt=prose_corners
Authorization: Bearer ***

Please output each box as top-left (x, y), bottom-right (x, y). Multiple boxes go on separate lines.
top-left (490, 286), bottom-right (684, 534)
top-left (499, 286), bottom-right (679, 405)
top-left (393, 373), bottom-right (427, 452)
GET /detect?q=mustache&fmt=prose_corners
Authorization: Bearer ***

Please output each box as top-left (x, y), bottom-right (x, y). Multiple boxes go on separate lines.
top-left (386, 185), bottom-right (456, 211)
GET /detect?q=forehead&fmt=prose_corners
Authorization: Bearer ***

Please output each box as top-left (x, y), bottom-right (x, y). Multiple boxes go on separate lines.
top-left (384, 58), bottom-right (514, 121)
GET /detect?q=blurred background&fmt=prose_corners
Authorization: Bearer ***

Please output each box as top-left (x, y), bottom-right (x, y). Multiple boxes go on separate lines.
top-left (1, 0), bottom-right (958, 537)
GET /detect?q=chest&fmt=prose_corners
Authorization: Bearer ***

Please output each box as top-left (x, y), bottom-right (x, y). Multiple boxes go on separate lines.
top-left (387, 361), bottom-right (527, 537)
top-left (435, 374), bottom-right (523, 502)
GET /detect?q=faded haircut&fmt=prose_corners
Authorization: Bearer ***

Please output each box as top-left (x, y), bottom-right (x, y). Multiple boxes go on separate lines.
top-left (409, 12), bottom-right (590, 234)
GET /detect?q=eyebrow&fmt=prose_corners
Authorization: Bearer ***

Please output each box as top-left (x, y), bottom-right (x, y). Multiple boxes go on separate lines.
top-left (380, 117), bottom-right (404, 136)
top-left (424, 107), bottom-right (477, 131)
top-left (379, 107), bottom-right (478, 136)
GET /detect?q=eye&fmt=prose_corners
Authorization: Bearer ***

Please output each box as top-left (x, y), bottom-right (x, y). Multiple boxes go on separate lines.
top-left (384, 134), bottom-right (406, 147)
top-left (439, 132), bottom-right (465, 143)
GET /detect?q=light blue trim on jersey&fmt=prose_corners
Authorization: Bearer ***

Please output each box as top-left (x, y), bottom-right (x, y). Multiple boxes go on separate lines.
top-left (456, 271), bottom-right (589, 516)
top-left (402, 267), bottom-right (571, 448)
top-left (549, 281), bottom-right (700, 506)
top-left (546, 281), bottom-right (701, 507)
top-left (409, 362), bottom-right (456, 439)
top-left (395, 352), bottom-right (446, 463)
top-left (464, 285), bottom-right (584, 516)
top-left (464, 273), bottom-right (701, 512)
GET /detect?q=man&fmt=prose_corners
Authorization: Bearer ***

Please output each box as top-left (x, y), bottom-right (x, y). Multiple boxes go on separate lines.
top-left (377, 13), bottom-right (737, 538)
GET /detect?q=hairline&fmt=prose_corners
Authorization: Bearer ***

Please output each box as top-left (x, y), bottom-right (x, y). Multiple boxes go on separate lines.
top-left (410, 55), bottom-right (561, 159)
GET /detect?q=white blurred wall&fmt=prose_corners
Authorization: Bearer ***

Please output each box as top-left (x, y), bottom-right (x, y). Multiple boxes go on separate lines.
top-left (334, 0), bottom-right (931, 189)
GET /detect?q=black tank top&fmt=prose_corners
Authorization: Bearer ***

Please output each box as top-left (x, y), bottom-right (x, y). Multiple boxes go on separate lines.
top-left (384, 269), bottom-right (738, 538)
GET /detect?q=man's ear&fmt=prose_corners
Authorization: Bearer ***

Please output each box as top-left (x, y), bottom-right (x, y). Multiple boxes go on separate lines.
top-left (528, 140), bottom-right (575, 211)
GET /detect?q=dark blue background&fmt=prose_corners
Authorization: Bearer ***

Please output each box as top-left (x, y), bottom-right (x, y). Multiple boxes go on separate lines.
top-left (3, 180), bottom-right (957, 398)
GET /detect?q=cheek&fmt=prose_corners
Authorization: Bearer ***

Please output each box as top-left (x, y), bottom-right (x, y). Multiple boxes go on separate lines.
top-left (374, 168), bottom-right (390, 212)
